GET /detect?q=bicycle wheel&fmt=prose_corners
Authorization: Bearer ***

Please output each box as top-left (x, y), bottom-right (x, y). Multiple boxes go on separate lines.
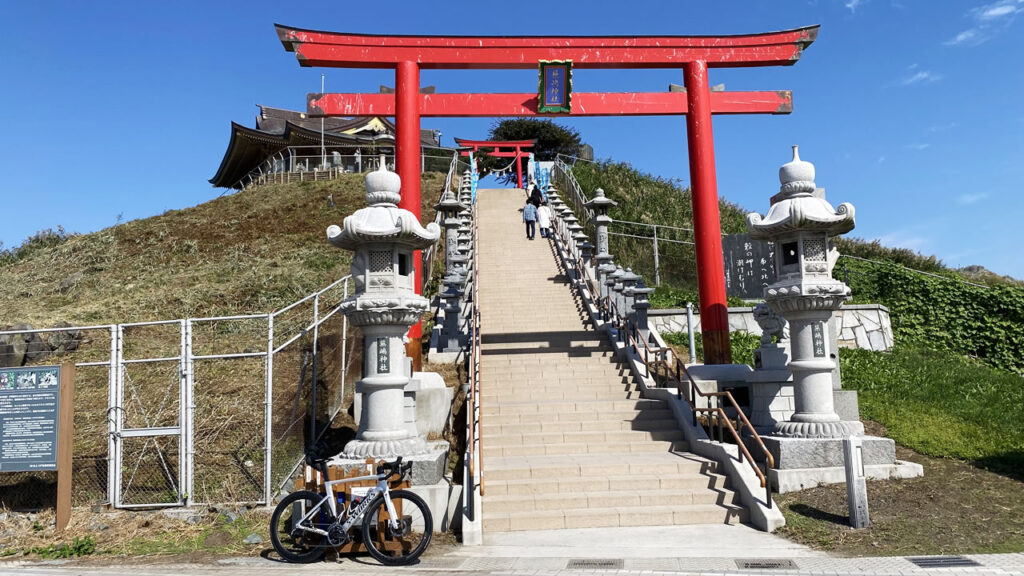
top-left (269, 490), bottom-right (327, 563)
top-left (361, 489), bottom-right (433, 566)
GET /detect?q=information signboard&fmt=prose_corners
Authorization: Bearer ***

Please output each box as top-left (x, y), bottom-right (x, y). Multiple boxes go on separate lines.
top-left (722, 234), bottom-right (776, 300)
top-left (0, 366), bottom-right (61, 472)
top-left (538, 60), bottom-right (572, 114)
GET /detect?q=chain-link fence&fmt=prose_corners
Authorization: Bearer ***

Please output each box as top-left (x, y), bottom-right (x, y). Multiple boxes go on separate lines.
top-left (0, 280), bottom-right (356, 512)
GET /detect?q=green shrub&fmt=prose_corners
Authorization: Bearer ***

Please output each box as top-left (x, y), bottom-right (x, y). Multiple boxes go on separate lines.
top-left (0, 226), bottom-right (75, 266)
top-left (841, 345), bottom-right (1024, 475)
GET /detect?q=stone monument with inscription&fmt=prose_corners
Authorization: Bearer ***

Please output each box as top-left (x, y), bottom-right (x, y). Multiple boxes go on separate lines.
top-left (326, 156), bottom-right (449, 484)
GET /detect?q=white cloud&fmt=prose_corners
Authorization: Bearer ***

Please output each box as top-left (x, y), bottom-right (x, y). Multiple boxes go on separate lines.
top-left (877, 156), bottom-right (886, 164)
top-left (945, 29), bottom-right (981, 46)
top-left (975, 1), bottom-right (1022, 20)
top-left (946, 0), bottom-right (1023, 46)
top-left (956, 192), bottom-right (990, 205)
top-left (878, 231), bottom-right (930, 252)
top-left (845, 0), bottom-right (863, 12)
top-left (901, 70), bottom-right (942, 85)
top-left (904, 143), bottom-right (931, 150)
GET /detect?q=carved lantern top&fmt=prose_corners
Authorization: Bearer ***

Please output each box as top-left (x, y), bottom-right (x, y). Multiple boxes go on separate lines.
top-left (326, 156), bottom-right (441, 251)
top-left (746, 146), bottom-right (856, 240)
top-left (584, 187), bottom-right (617, 214)
top-left (433, 189), bottom-right (467, 219)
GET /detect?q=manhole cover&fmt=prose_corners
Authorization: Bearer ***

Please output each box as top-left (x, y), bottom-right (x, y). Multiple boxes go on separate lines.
top-left (908, 556), bottom-right (981, 568)
top-left (736, 559), bottom-right (797, 570)
top-left (567, 559), bottom-right (625, 570)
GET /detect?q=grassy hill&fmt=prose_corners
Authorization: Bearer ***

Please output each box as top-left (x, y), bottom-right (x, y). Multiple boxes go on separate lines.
top-left (0, 173), bottom-right (446, 327)
top-left (0, 173), bottom-right (448, 508)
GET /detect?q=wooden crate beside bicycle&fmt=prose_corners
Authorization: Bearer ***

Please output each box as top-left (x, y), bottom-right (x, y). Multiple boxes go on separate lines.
top-left (293, 458), bottom-right (411, 555)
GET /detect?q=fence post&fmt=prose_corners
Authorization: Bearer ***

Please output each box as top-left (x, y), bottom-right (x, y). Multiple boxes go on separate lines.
top-left (653, 225), bottom-right (661, 286)
top-left (184, 319), bottom-right (194, 505)
top-left (106, 325), bottom-right (117, 506)
top-left (686, 302), bottom-right (697, 364)
top-left (264, 315), bottom-right (274, 505)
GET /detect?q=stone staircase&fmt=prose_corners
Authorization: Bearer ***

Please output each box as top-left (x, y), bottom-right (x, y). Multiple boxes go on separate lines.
top-left (475, 188), bottom-right (747, 532)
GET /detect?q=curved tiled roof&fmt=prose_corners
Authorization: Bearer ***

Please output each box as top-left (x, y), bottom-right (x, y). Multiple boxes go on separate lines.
top-left (210, 106), bottom-right (440, 189)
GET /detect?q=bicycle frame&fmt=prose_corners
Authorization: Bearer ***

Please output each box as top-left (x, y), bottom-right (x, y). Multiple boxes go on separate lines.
top-left (292, 471), bottom-right (399, 539)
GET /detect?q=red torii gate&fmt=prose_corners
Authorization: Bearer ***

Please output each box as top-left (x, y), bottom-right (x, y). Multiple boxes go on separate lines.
top-left (454, 138), bottom-right (535, 189)
top-left (276, 24), bottom-right (819, 365)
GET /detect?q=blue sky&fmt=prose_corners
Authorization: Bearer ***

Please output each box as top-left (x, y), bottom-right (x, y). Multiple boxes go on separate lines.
top-left (3, 1), bottom-right (1023, 278)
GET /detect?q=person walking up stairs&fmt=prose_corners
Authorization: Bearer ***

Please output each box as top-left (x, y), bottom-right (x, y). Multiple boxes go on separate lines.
top-left (475, 187), bottom-right (748, 532)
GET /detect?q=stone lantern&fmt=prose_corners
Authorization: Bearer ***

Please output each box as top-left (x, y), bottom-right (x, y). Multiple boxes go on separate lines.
top-left (327, 157), bottom-right (441, 458)
top-left (434, 189), bottom-right (467, 271)
top-left (746, 146), bottom-right (860, 439)
top-left (585, 188), bottom-right (617, 301)
top-left (585, 188), bottom-right (617, 260)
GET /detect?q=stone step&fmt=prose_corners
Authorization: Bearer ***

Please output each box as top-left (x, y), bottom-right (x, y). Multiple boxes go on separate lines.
top-left (481, 398), bottom-right (668, 416)
top-left (484, 440), bottom-right (688, 458)
top-left (482, 503), bottom-right (748, 532)
top-left (484, 412), bottom-right (677, 430)
top-left (484, 453), bottom-right (716, 482)
top-left (482, 388), bottom-right (639, 402)
top-left (485, 405), bottom-right (675, 424)
top-left (484, 488), bottom-right (738, 514)
top-left (485, 472), bottom-right (731, 496)
top-left (485, 428), bottom-right (686, 447)
top-left (481, 382), bottom-right (634, 396)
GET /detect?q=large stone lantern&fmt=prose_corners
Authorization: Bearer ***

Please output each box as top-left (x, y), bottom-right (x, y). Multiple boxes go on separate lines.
top-left (746, 146), bottom-right (861, 439)
top-left (327, 157), bottom-right (441, 458)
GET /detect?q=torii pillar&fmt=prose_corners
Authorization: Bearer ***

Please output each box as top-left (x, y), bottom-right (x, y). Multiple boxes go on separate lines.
top-left (396, 61), bottom-right (424, 367)
top-left (277, 24), bottom-right (821, 365)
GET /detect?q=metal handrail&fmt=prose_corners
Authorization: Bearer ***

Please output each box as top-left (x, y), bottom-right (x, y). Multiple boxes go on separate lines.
top-left (464, 182), bottom-right (483, 500)
top-left (548, 168), bottom-right (776, 508)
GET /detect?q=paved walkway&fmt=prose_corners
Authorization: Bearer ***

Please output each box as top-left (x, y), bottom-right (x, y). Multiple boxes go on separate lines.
top-left (3, 543), bottom-right (1023, 576)
top-left (474, 188), bottom-right (744, 532)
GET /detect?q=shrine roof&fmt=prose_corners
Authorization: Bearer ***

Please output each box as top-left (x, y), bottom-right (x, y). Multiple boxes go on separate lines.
top-left (210, 107), bottom-right (440, 189)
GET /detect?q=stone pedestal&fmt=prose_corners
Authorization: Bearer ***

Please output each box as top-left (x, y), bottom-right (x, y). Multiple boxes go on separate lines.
top-left (753, 344), bottom-right (789, 370)
top-left (749, 435), bottom-right (923, 493)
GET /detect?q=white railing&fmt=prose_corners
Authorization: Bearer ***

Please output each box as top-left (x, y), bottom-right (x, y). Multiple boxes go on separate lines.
top-left (461, 194), bottom-right (483, 544)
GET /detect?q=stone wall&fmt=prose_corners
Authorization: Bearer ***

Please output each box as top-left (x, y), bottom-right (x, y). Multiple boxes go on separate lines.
top-left (650, 303), bottom-right (893, 352)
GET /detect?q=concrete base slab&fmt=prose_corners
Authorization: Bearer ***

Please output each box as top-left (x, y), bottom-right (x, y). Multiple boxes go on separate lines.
top-left (407, 481), bottom-right (462, 533)
top-left (427, 349), bottom-right (463, 364)
top-left (446, 525), bottom-right (825, 559)
top-left (771, 460), bottom-right (924, 493)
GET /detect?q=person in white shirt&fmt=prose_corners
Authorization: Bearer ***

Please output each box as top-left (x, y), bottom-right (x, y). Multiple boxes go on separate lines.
top-left (537, 201), bottom-right (553, 239)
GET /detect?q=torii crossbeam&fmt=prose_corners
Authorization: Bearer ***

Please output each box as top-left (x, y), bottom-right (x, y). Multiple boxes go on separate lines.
top-left (276, 24), bottom-right (819, 365)
top-left (455, 139), bottom-right (535, 189)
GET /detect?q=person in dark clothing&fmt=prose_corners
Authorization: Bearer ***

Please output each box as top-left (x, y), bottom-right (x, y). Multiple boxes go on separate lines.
top-left (530, 186), bottom-right (543, 207)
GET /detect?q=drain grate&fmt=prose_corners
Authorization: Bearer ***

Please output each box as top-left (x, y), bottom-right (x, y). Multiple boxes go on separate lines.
top-left (567, 559), bottom-right (625, 570)
top-left (736, 559), bottom-right (797, 570)
top-left (908, 556), bottom-right (982, 568)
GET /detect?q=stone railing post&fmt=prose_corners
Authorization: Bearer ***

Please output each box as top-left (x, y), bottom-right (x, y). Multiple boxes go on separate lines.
top-left (631, 280), bottom-right (656, 340)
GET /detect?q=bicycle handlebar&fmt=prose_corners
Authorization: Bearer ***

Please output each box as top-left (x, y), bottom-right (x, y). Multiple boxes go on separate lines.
top-left (376, 456), bottom-right (412, 483)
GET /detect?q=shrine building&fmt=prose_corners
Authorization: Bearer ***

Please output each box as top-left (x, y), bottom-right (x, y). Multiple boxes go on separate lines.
top-left (210, 105), bottom-right (443, 190)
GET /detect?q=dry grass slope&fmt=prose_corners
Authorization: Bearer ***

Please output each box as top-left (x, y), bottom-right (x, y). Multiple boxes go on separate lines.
top-left (0, 173), bottom-right (445, 327)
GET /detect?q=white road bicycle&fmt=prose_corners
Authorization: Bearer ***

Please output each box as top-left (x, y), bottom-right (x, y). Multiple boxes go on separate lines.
top-left (270, 456), bottom-right (432, 565)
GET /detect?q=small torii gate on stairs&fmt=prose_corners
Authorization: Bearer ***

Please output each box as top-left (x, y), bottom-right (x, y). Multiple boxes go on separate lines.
top-left (454, 138), bottom-right (535, 190)
top-left (275, 24), bottom-right (819, 366)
